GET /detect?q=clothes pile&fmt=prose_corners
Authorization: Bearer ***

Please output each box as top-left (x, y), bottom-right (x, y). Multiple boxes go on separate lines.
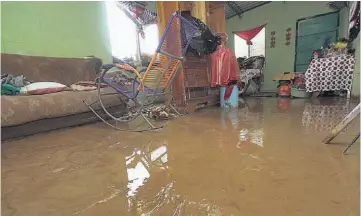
top-left (180, 11), bottom-right (221, 57)
top-left (1, 74), bottom-right (31, 95)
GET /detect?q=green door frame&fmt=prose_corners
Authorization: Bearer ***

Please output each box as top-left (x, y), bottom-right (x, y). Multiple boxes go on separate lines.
top-left (294, 11), bottom-right (340, 72)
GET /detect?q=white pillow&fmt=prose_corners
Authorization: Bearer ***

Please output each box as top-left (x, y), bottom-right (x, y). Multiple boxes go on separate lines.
top-left (21, 82), bottom-right (67, 95)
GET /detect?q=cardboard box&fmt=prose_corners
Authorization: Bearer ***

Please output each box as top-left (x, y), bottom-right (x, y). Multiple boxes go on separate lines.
top-left (273, 72), bottom-right (296, 81)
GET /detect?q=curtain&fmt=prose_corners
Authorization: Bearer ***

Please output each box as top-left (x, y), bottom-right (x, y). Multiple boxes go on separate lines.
top-left (234, 24), bottom-right (267, 45)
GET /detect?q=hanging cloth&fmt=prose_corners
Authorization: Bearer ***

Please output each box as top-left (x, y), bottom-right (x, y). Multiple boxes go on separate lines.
top-left (349, 1), bottom-right (360, 42)
top-left (233, 24), bottom-right (267, 45)
top-left (210, 45), bottom-right (240, 92)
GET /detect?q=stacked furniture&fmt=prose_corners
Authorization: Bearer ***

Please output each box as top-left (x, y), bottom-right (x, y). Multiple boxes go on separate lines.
top-left (183, 53), bottom-right (219, 111)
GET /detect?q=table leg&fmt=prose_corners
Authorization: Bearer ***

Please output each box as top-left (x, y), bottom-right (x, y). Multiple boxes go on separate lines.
top-left (312, 91), bottom-right (321, 98)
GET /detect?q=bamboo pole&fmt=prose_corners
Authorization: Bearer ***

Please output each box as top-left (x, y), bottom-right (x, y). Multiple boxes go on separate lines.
top-left (323, 103), bottom-right (360, 144)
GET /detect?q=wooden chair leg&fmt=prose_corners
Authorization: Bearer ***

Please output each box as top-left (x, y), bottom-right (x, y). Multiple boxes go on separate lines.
top-left (343, 133), bottom-right (360, 154)
top-left (323, 103), bottom-right (360, 144)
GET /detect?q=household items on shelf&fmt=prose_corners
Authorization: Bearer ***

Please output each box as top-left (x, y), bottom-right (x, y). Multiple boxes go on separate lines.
top-left (238, 56), bottom-right (265, 70)
top-left (238, 56), bottom-right (265, 95)
top-left (305, 55), bottom-right (355, 94)
top-left (273, 72), bottom-right (308, 98)
top-left (290, 72), bottom-right (310, 98)
top-left (313, 37), bottom-right (355, 60)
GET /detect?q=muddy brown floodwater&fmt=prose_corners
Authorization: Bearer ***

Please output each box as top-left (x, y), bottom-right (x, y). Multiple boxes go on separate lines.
top-left (2, 97), bottom-right (360, 216)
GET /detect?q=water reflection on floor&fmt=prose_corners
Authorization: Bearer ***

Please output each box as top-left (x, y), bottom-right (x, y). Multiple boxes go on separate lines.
top-left (2, 98), bottom-right (360, 216)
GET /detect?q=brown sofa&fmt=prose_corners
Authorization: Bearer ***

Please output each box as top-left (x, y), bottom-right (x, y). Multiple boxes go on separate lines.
top-left (1, 54), bottom-right (126, 141)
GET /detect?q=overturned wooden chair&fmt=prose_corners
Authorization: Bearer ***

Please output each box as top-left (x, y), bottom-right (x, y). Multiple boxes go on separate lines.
top-left (85, 12), bottom-right (198, 131)
top-left (323, 103), bottom-right (360, 154)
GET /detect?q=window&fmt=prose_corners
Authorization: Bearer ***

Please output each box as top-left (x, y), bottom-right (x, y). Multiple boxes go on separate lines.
top-left (106, 1), bottom-right (137, 59)
top-left (234, 28), bottom-right (266, 58)
top-left (139, 24), bottom-right (159, 55)
top-left (105, 1), bottom-right (159, 59)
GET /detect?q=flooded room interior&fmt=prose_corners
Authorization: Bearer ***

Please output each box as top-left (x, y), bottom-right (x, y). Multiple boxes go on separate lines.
top-left (1, 1), bottom-right (360, 216)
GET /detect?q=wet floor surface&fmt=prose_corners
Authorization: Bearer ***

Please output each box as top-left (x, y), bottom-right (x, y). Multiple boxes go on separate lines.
top-left (2, 98), bottom-right (360, 216)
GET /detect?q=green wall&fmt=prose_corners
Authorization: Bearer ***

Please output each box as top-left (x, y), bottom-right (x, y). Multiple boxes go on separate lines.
top-left (226, 1), bottom-right (359, 95)
top-left (351, 34), bottom-right (360, 97)
top-left (146, 1), bottom-right (157, 13)
top-left (339, 6), bottom-right (360, 97)
top-left (1, 1), bottom-right (112, 62)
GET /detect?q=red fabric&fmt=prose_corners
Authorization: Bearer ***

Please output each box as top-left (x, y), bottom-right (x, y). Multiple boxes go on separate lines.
top-left (132, 6), bottom-right (145, 18)
top-left (234, 24), bottom-right (266, 45)
top-left (28, 87), bottom-right (66, 95)
top-left (210, 45), bottom-right (240, 87)
top-left (224, 85), bottom-right (234, 100)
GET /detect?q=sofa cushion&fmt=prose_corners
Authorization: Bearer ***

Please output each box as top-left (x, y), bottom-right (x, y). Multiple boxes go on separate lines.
top-left (1, 87), bottom-right (125, 127)
top-left (1, 54), bottom-right (102, 86)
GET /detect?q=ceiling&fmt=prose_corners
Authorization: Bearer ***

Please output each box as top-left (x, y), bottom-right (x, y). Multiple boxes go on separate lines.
top-left (223, 1), bottom-right (271, 19)
top-left (136, 1), bottom-right (271, 20)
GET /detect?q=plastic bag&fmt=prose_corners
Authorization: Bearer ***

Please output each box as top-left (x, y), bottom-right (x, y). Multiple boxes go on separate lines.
top-left (181, 12), bottom-right (221, 56)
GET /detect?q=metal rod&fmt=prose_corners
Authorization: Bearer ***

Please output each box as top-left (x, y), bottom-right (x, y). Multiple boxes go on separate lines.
top-left (135, 28), bottom-right (142, 62)
top-left (248, 44), bottom-right (251, 58)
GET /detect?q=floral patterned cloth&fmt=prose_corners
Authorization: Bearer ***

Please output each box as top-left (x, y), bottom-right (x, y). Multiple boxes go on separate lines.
top-left (305, 55), bottom-right (355, 93)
